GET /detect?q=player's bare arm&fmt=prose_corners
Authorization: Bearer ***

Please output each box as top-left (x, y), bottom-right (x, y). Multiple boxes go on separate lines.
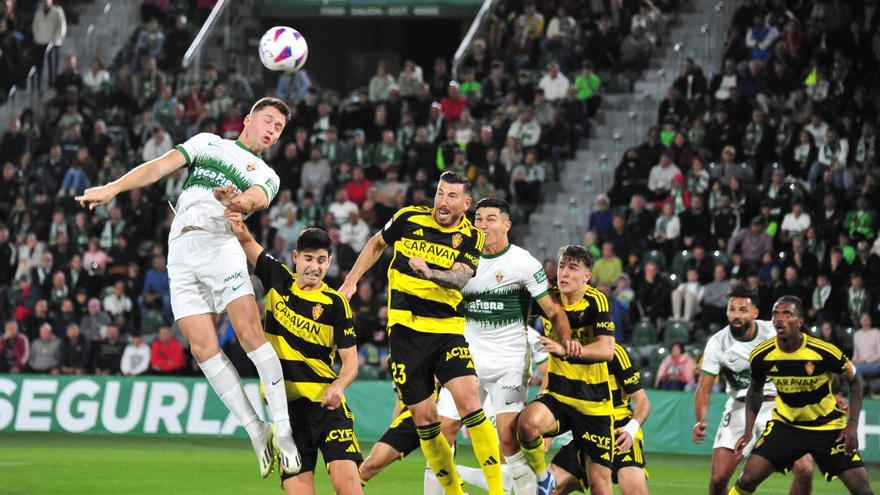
top-left (537, 334), bottom-right (613, 363)
top-left (409, 258), bottom-right (474, 290)
top-left (692, 372), bottom-right (716, 443)
top-left (214, 183), bottom-right (271, 214)
top-left (616, 389), bottom-right (651, 452)
top-left (322, 346), bottom-right (358, 411)
top-left (535, 294), bottom-right (577, 357)
top-left (339, 232), bottom-right (388, 299)
top-left (734, 375), bottom-right (764, 458)
top-left (838, 365), bottom-right (863, 454)
top-left (226, 211), bottom-right (263, 265)
top-left (75, 149), bottom-right (187, 209)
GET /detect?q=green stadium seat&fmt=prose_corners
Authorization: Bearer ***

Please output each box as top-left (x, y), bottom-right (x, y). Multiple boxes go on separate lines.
top-left (623, 345), bottom-right (643, 367)
top-left (838, 326), bottom-right (855, 352)
top-left (686, 345), bottom-right (703, 361)
top-left (671, 250), bottom-right (693, 278)
top-left (648, 345), bottom-right (667, 368)
top-left (663, 321), bottom-right (690, 345)
top-left (631, 320), bottom-right (657, 346)
top-left (806, 325), bottom-right (821, 339)
top-left (640, 369), bottom-right (655, 388)
top-left (710, 250), bottom-right (730, 268)
top-left (641, 250), bottom-right (667, 270)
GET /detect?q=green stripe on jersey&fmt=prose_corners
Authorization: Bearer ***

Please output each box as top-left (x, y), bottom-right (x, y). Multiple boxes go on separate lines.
top-left (463, 285), bottom-right (531, 327)
top-left (183, 156), bottom-right (252, 192)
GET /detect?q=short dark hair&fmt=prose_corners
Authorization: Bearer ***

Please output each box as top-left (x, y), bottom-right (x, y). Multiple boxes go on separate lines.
top-left (475, 198), bottom-right (510, 217)
top-left (296, 228), bottom-right (332, 255)
top-left (250, 97), bottom-right (291, 122)
top-left (439, 171), bottom-right (471, 194)
top-left (728, 280), bottom-right (757, 305)
top-left (776, 295), bottom-right (804, 318)
top-left (557, 244), bottom-right (594, 269)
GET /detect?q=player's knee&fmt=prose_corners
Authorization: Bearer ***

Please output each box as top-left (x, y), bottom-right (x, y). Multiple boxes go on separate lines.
top-left (708, 472), bottom-right (730, 490)
top-left (189, 339), bottom-right (220, 363)
top-left (733, 475), bottom-right (757, 492)
top-left (791, 458), bottom-right (813, 479)
top-left (236, 324), bottom-right (267, 351)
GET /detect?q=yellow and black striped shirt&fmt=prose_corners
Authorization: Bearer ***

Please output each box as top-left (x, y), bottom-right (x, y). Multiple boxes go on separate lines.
top-left (255, 251), bottom-right (356, 403)
top-left (609, 343), bottom-right (642, 422)
top-left (381, 206), bottom-right (485, 335)
top-left (539, 285), bottom-right (615, 417)
top-left (749, 334), bottom-right (855, 431)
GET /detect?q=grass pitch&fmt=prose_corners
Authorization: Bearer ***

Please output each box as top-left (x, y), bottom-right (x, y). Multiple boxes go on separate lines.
top-left (0, 433), bottom-right (877, 494)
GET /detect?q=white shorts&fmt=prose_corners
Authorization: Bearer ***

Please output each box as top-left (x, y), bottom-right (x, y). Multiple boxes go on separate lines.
top-left (436, 360), bottom-right (529, 421)
top-left (167, 231), bottom-right (254, 320)
top-left (713, 397), bottom-right (775, 455)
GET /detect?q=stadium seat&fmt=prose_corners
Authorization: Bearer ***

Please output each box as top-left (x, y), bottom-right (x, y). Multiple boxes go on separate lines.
top-left (710, 250), bottom-right (730, 268)
top-left (686, 345), bottom-right (703, 361)
top-left (640, 369), bottom-right (655, 388)
top-left (806, 325), bottom-right (821, 339)
top-left (623, 345), bottom-right (643, 368)
top-left (663, 321), bottom-right (690, 345)
top-left (838, 326), bottom-right (855, 352)
top-left (631, 320), bottom-right (657, 346)
top-left (641, 250), bottom-right (667, 270)
top-left (648, 346), bottom-right (667, 369)
top-left (670, 250), bottom-right (693, 278)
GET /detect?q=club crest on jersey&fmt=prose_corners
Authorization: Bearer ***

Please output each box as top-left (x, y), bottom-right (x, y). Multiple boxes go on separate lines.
top-left (451, 233), bottom-right (463, 248)
top-left (312, 304), bottom-right (324, 320)
top-left (247, 162), bottom-right (257, 171)
top-left (495, 271), bottom-right (504, 282)
top-left (805, 361), bottom-right (815, 376)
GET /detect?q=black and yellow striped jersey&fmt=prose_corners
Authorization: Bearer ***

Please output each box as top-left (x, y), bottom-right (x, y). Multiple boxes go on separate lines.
top-left (749, 334), bottom-right (855, 431)
top-left (381, 206), bottom-right (485, 335)
top-left (255, 251), bottom-right (356, 403)
top-left (539, 285), bottom-right (615, 417)
top-left (608, 343), bottom-right (642, 422)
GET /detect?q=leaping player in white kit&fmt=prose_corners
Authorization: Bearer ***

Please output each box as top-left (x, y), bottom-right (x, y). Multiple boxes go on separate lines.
top-left (435, 198), bottom-right (572, 494)
top-left (76, 97), bottom-right (302, 478)
top-left (692, 281), bottom-right (811, 495)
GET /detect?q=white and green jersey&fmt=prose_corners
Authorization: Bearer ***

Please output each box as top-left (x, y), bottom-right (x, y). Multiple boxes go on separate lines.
top-left (701, 319), bottom-right (777, 399)
top-left (171, 133), bottom-right (280, 238)
top-left (462, 243), bottom-right (550, 364)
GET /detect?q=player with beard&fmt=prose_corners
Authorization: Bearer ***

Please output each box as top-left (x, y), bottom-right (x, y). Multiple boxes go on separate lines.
top-left (693, 282), bottom-right (812, 495)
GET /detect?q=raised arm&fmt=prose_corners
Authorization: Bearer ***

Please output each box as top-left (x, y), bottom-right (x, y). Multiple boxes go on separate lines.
top-left (409, 259), bottom-right (475, 290)
top-left (535, 293), bottom-right (574, 351)
top-left (215, 184), bottom-right (271, 214)
top-left (339, 231), bottom-right (388, 299)
top-left (76, 149), bottom-right (187, 209)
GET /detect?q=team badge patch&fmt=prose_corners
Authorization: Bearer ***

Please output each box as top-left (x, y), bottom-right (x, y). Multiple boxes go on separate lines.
top-left (451, 233), bottom-right (462, 248)
top-left (312, 304), bottom-right (324, 320)
top-left (805, 362), bottom-right (815, 376)
top-left (495, 271), bottom-right (504, 282)
top-left (247, 162), bottom-right (257, 171)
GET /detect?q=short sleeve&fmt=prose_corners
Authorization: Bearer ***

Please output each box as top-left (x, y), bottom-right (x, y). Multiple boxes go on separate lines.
top-left (254, 250), bottom-right (294, 292)
top-left (613, 345), bottom-right (643, 394)
top-left (455, 227), bottom-right (484, 273)
top-left (381, 208), bottom-right (410, 245)
top-left (253, 167), bottom-right (280, 205)
top-left (332, 295), bottom-right (356, 349)
top-left (749, 350), bottom-right (766, 385)
top-left (700, 334), bottom-right (722, 377)
top-left (174, 132), bottom-right (218, 165)
top-left (586, 290), bottom-right (615, 337)
top-left (522, 253), bottom-right (550, 300)
top-left (823, 346), bottom-right (855, 381)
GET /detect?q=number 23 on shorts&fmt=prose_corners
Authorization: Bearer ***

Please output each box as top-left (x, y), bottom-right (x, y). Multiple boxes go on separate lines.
top-left (392, 363), bottom-right (407, 384)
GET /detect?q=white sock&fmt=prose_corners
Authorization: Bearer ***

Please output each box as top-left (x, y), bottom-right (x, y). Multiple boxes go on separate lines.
top-left (198, 351), bottom-right (260, 441)
top-left (506, 451), bottom-right (537, 494)
top-left (457, 465), bottom-right (488, 490)
top-left (500, 464), bottom-right (513, 493)
top-left (424, 465), bottom-right (445, 495)
top-left (247, 342), bottom-right (292, 439)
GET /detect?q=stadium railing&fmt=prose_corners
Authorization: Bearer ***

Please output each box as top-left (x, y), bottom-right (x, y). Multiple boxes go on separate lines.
top-left (450, 0), bottom-right (496, 81)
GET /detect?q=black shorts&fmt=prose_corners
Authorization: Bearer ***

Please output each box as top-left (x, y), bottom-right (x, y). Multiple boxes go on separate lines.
top-left (377, 411), bottom-right (421, 458)
top-left (535, 394), bottom-right (614, 469)
top-left (552, 417), bottom-right (647, 488)
top-left (388, 324), bottom-right (476, 405)
top-left (752, 419), bottom-right (865, 481)
top-left (280, 399), bottom-right (363, 481)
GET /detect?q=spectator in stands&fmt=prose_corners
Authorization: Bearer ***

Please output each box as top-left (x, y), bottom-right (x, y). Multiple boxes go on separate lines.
top-left (653, 200), bottom-right (680, 253)
top-left (120, 333), bottom-right (151, 376)
top-left (588, 194), bottom-right (613, 239)
top-left (142, 254), bottom-right (171, 322)
top-left (655, 342), bottom-right (696, 390)
top-left (60, 323), bottom-right (89, 375)
top-left (780, 199), bottom-right (811, 243)
top-left (510, 150), bottom-right (544, 214)
top-left (141, 126), bottom-right (173, 162)
top-left (728, 216), bottom-right (773, 265)
top-left (853, 313), bottom-right (880, 394)
top-left (592, 242), bottom-right (622, 286)
top-left (699, 264), bottom-right (732, 328)
top-left (636, 261), bottom-right (671, 326)
top-left (92, 324), bottom-right (124, 375)
top-left (842, 195), bottom-right (875, 240)
top-left (29, 323), bottom-right (60, 373)
top-left (161, 15), bottom-right (192, 71)
top-left (679, 195), bottom-right (711, 249)
top-left (573, 61), bottom-right (601, 117)
top-left (0, 319), bottom-right (28, 373)
top-left (619, 24), bottom-right (652, 75)
top-left (150, 326), bottom-right (186, 374)
top-left (79, 298), bottom-right (110, 343)
top-left (647, 152), bottom-right (680, 202)
top-left (32, 0), bottom-right (67, 87)
top-left (103, 281), bottom-right (132, 320)
top-left (368, 61), bottom-right (395, 102)
top-left (843, 273), bottom-right (871, 327)
top-left (673, 58), bottom-right (707, 103)
top-left (671, 267), bottom-right (703, 323)
top-left (508, 107), bottom-right (541, 150)
top-left (538, 61), bottom-right (569, 101)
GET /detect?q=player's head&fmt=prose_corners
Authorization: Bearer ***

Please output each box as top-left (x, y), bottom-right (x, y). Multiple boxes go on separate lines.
top-left (293, 228), bottom-right (332, 288)
top-left (434, 171), bottom-right (472, 227)
top-left (556, 245), bottom-right (593, 294)
top-left (474, 198), bottom-right (511, 250)
top-left (726, 281), bottom-right (759, 338)
top-left (771, 296), bottom-right (804, 338)
top-left (244, 97), bottom-right (291, 151)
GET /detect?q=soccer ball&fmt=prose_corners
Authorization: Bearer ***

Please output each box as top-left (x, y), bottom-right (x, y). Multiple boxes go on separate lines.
top-left (258, 26), bottom-right (308, 72)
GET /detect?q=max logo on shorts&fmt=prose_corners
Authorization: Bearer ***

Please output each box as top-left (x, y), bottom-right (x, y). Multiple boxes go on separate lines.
top-left (325, 428), bottom-right (355, 443)
top-left (582, 432), bottom-right (612, 450)
top-left (445, 346), bottom-right (472, 361)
